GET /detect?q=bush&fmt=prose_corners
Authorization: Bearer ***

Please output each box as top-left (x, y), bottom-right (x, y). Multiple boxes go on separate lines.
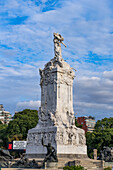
top-left (63, 165), bottom-right (87, 170)
top-left (104, 167), bottom-right (112, 170)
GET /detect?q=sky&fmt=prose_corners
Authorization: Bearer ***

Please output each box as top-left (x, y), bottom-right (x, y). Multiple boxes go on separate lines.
top-left (0, 0), bottom-right (113, 120)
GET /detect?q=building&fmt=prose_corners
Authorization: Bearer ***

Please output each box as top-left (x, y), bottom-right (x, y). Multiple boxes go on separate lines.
top-left (0, 104), bottom-right (12, 124)
top-left (77, 116), bottom-right (96, 133)
top-left (85, 116), bottom-right (96, 132)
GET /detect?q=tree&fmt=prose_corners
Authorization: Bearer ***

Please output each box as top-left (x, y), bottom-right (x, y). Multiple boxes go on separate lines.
top-left (0, 109), bottom-right (38, 149)
top-left (86, 117), bottom-right (113, 158)
top-left (0, 123), bottom-right (8, 148)
top-left (7, 109), bottom-right (38, 140)
top-left (95, 117), bottom-right (113, 130)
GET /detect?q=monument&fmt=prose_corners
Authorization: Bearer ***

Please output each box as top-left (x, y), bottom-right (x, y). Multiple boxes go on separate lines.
top-left (26, 33), bottom-right (87, 158)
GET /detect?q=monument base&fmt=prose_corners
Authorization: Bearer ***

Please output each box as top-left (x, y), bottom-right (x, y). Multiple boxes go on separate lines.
top-left (26, 125), bottom-right (87, 158)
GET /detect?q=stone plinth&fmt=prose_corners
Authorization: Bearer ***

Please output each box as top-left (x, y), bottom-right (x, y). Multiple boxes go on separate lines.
top-left (26, 126), bottom-right (87, 157)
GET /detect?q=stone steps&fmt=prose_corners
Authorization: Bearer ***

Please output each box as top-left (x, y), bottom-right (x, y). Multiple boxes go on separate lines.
top-left (80, 159), bottom-right (102, 170)
top-left (56, 158), bottom-right (102, 170)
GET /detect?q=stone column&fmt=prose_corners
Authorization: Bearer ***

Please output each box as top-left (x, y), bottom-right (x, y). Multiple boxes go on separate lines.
top-left (93, 149), bottom-right (97, 160)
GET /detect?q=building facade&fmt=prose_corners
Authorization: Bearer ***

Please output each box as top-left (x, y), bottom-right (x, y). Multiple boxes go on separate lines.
top-left (0, 104), bottom-right (12, 124)
top-left (77, 116), bottom-right (96, 133)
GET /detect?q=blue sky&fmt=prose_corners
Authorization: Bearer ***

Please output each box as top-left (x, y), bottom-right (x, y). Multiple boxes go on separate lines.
top-left (0, 0), bottom-right (113, 120)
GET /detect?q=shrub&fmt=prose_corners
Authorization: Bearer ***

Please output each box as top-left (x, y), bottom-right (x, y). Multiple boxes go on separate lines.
top-left (63, 165), bottom-right (87, 170)
top-left (104, 167), bottom-right (112, 170)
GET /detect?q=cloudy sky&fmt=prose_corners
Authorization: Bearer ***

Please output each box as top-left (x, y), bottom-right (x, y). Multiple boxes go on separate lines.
top-left (0, 0), bottom-right (113, 120)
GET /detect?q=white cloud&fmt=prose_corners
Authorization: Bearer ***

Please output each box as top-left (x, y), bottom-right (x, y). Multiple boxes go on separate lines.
top-left (16, 100), bottom-right (41, 111)
top-left (74, 70), bottom-right (113, 119)
top-left (0, 0), bottom-right (113, 120)
top-left (0, 62), bottom-right (40, 79)
top-left (103, 70), bottom-right (113, 81)
top-left (1, 0), bottom-right (113, 60)
top-left (76, 102), bottom-right (113, 111)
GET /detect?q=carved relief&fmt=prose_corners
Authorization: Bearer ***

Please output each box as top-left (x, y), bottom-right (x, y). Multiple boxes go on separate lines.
top-left (63, 127), bottom-right (78, 145)
top-left (39, 68), bottom-right (44, 87)
top-left (50, 74), bottom-right (54, 84)
top-left (27, 128), bottom-right (84, 147)
top-left (34, 133), bottom-right (42, 145)
top-left (38, 107), bottom-right (47, 122)
top-left (67, 128), bottom-right (74, 145)
top-left (55, 128), bottom-right (78, 145)
top-left (27, 131), bottom-right (56, 146)
top-left (72, 134), bottom-right (77, 145)
top-left (78, 133), bottom-right (86, 145)
top-left (27, 133), bottom-right (35, 145)
top-left (39, 59), bottom-right (74, 88)
top-left (63, 131), bottom-right (69, 145)
top-left (66, 111), bottom-right (75, 126)
top-left (49, 112), bottom-right (56, 126)
top-left (56, 132), bottom-right (64, 144)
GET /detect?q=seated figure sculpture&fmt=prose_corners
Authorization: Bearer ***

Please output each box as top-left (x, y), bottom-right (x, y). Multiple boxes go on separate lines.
top-left (42, 138), bottom-right (58, 162)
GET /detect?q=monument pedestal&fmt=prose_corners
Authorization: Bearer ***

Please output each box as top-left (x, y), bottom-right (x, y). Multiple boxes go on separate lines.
top-left (26, 125), bottom-right (87, 158)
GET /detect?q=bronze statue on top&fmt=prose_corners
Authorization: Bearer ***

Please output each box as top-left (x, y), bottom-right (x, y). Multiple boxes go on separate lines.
top-left (42, 138), bottom-right (58, 162)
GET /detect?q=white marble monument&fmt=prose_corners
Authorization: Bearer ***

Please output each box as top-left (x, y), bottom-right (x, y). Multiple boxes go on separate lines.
top-left (26, 33), bottom-right (87, 158)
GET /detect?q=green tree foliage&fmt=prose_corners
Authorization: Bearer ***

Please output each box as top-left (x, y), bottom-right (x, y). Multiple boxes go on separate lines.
top-left (63, 165), bottom-right (86, 170)
top-left (95, 117), bottom-right (113, 130)
top-left (0, 109), bottom-right (38, 149)
top-left (0, 123), bottom-right (8, 148)
top-left (86, 117), bottom-right (113, 158)
top-left (104, 167), bottom-right (112, 170)
top-left (7, 109), bottom-right (38, 140)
